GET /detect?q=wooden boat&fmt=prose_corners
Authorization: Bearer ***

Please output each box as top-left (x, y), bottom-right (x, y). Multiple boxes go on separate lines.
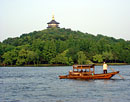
top-left (59, 64), bottom-right (119, 80)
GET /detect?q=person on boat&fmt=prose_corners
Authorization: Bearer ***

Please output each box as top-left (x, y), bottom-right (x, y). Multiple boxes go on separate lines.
top-left (103, 62), bottom-right (108, 74)
top-left (69, 70), bottom-right (72, 75)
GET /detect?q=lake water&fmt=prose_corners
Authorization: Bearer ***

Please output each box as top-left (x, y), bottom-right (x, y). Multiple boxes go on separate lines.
top-left (0, 65), bottom-right (130, 102)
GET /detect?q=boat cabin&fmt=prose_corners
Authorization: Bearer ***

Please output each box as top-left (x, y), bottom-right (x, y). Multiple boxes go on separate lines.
top-left (69, 64), bottom-right (95, 76)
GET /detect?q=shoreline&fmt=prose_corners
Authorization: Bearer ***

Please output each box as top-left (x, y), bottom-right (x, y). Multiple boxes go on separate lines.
top-left (95, 63), bottom-right (128, 66)
top-left (0, 63), bottom-right (129, 67)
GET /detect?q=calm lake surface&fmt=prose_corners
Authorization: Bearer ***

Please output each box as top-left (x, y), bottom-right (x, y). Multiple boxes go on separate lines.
top-left (0, 65), bottom-right (130, 102)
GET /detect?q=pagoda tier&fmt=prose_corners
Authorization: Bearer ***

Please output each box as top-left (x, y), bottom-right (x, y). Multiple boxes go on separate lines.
top-left (47, 15), bottom-right (60, 28)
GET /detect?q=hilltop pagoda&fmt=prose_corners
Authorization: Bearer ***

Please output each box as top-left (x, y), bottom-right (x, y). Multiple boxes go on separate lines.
top-left (47, 15), bottom-right (60, 28)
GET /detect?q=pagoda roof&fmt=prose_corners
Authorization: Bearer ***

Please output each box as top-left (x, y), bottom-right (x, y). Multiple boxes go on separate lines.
top-left (47, 20), bottom-right (60, 24)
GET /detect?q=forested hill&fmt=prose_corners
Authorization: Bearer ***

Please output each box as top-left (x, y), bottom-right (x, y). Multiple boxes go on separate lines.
top-left (0, 28), bottom-right (130, 66)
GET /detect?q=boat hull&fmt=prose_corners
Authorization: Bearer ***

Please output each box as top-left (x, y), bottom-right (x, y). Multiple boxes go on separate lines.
top-left (59, 71), bottom-right (119, 80)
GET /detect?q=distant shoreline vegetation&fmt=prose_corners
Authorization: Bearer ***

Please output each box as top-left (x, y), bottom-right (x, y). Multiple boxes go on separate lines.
top-left (0, 28), bottom-right (130, 66)
top-left (0, 63), bottom-right (128, 67)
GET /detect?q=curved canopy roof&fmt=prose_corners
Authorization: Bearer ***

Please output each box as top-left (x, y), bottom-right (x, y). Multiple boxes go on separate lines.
top-left (47, 20), bottom-right (60, 24)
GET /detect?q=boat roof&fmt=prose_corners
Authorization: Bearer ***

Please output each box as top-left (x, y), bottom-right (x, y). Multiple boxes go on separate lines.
top-left (73, 64), bottom-right (95, 69)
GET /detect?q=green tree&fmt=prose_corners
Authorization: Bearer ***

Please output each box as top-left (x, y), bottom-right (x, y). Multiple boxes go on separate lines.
top-left (2, 50), bottom-right (18, 65)
top-left (26, 51), bottom-right (37, 65)
top-left (50, 50), bottom-right (74, 65)
top-left (102, 51), bottom-right (113, 62)
top-left (16, 49), bottom-right (28, 65)
top-left (86, 60), bottom-right (94, 64)
top-left (32, 39), bottom-right (44, 51)
top-left (67, 47), bottom-right (80, 63)
top-left (35, 49), bottom-right (41, 65)
top-left (93, 54), bottom-right (103, 63)
top-left (42, 40), bottom-right (57, 63)
top-left (77, 51), bottom-right (87, 64)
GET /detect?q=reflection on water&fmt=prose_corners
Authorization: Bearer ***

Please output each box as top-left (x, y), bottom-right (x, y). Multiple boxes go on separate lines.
top-left (0, 65), bottom-right (130, 102)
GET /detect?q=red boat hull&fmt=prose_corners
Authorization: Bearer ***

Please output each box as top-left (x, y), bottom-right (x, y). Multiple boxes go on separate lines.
top-left (59, 71), bottom-right (119, 79)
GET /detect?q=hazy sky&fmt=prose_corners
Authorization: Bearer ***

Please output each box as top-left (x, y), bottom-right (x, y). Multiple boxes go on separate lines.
top-left (0, 0), bottom-right (130, 42)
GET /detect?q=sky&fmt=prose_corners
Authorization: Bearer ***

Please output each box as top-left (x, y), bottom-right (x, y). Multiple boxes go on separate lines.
top-left (0, 0), bottom-right (130, 42)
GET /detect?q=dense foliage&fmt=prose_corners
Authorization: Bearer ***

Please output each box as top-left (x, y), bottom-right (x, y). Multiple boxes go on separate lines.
top-left (0, 28), bottom-right (130, 66)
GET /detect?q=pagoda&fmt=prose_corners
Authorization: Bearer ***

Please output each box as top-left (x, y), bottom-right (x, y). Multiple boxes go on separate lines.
top-left (47, 15), bottom-right (60, 28)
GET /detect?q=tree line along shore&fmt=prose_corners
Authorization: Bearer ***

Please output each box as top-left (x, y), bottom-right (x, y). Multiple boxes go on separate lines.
top-left (0, 63), bottom-right (128, 67)
top-left (0, 28), bottom-right (130, 66)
